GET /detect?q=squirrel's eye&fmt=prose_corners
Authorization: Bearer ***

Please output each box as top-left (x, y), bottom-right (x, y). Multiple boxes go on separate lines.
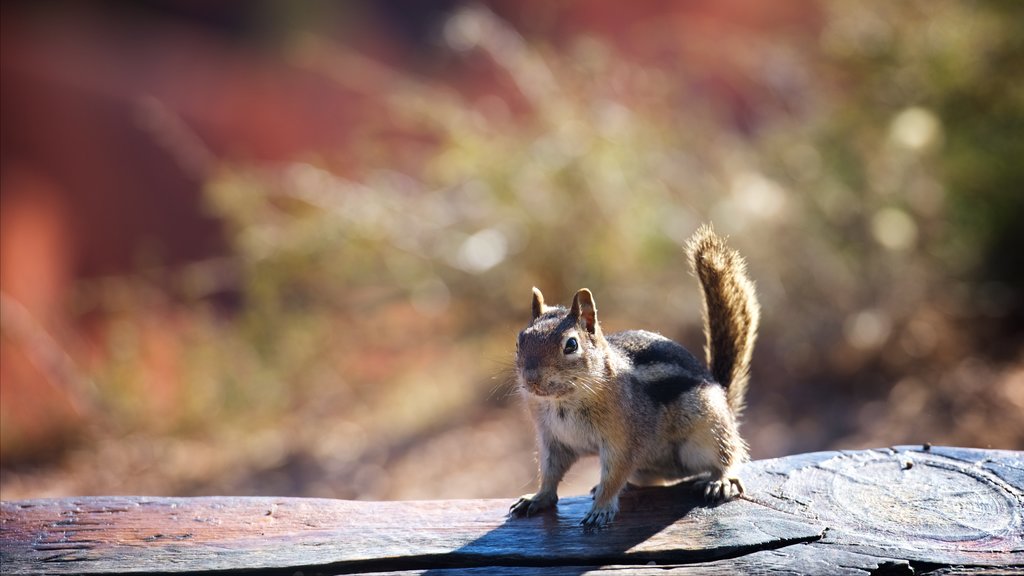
top-left (563, 337), bottom-right (579, 355)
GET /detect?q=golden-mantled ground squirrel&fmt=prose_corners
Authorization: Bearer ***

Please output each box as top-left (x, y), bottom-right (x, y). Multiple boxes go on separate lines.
top-left (509, 224), bottom-right (760, 529)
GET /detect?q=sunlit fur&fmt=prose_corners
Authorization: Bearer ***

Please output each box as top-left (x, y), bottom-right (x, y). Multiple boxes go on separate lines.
top-left (687, 223), bottom-right (760, 417)
top-left (510, 225), bottom-right (759, 529)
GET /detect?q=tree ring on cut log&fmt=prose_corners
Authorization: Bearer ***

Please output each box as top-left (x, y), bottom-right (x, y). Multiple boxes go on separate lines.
top-left (769, 449), bottom-right (1021, 556)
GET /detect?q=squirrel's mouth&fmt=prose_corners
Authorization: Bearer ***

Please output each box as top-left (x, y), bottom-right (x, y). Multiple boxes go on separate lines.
top-left (527, 386), bottom-right (555, 397)
top-left (524, 379), bottom-right (573, 398)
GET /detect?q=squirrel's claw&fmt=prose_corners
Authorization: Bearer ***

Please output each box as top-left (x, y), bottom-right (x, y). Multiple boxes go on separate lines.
top-left (508, 497), bottom-right (529, 517)
top-left (580, 501), bottom-right (619, 530)
top-left (698, 476), bottom-right (744, 503)
top-left (509, 491), bottom-right (557, 518)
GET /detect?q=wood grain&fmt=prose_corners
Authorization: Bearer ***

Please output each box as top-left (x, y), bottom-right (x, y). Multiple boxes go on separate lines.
top-left (1, 446), bottom-right (1021, 575)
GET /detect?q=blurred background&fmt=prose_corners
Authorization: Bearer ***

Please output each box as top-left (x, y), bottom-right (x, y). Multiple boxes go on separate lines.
top-left (2, 0), bottom-right (1022, 502)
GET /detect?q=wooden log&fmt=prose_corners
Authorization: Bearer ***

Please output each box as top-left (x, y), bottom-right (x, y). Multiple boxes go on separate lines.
top-left (1, 446), bottom-right (1021, 575)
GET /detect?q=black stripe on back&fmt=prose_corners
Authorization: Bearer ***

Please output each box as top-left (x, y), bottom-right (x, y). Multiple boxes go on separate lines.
top-left (639, 373), bottom-right (704, 405)
top-left (608, 331), bottom-right (710, 377)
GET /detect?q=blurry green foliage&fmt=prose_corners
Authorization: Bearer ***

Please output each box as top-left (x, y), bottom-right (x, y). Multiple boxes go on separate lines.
top-left (72, 1), bottom-right (1024, 468)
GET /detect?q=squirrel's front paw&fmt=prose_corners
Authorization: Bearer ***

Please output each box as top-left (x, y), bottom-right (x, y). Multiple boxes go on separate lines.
top-left (696, 476), bottom-right (744, 503)
top-left (580, 500), bottom-right (619, 530)
top-left (509, 490), bottom-right (558, 518)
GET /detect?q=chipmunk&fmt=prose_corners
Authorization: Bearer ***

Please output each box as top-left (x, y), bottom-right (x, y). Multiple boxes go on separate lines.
top-left (509, 224), bottom-right (759, 529)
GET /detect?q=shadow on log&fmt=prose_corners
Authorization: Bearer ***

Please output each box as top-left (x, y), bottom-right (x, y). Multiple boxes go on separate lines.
top-left (1, 446), bottom-right (1021, 575)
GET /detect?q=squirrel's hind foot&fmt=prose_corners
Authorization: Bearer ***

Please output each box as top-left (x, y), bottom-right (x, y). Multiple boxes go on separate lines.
top-left (696, 476), bottom-right (744, 503)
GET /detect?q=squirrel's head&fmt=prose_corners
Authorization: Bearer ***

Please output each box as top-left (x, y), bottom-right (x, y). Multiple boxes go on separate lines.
top-left (515, 287), bottom-right (609, 398)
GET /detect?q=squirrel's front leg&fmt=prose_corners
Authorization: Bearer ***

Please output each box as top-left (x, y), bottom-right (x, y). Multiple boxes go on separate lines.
top-left (510, 438), bottom-right (577, 518)
top-left (581, 442), bottom-right (633, 529)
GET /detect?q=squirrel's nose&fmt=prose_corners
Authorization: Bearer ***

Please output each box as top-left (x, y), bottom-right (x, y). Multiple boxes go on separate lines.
top-left (520, 367), bottom-right (541, 388)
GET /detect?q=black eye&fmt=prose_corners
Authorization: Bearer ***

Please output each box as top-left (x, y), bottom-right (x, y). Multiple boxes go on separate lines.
top-left (563, 337), bottom-right (579, 355)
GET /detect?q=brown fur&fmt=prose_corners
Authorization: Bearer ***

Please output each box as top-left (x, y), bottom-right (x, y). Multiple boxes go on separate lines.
top-left (686, 224), bottom-right (760, 416)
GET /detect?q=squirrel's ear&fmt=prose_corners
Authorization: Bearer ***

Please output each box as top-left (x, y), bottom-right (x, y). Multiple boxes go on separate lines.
top-left (531, 287), bottom-right (547, 320)
top-left (571, 288), bottom-right (598, 334)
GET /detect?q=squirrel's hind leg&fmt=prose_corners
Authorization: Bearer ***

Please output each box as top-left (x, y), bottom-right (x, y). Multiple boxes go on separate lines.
top-left (676, 422), bottom-right (746, 503)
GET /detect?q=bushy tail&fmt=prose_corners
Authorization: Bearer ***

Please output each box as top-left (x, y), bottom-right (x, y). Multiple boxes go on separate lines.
top-left (686, 224), bottom-right (760, 417)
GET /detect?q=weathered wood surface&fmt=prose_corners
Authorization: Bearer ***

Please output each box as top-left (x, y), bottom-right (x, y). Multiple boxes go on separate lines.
top-left (1, 446), bottom-right (1021, 575)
